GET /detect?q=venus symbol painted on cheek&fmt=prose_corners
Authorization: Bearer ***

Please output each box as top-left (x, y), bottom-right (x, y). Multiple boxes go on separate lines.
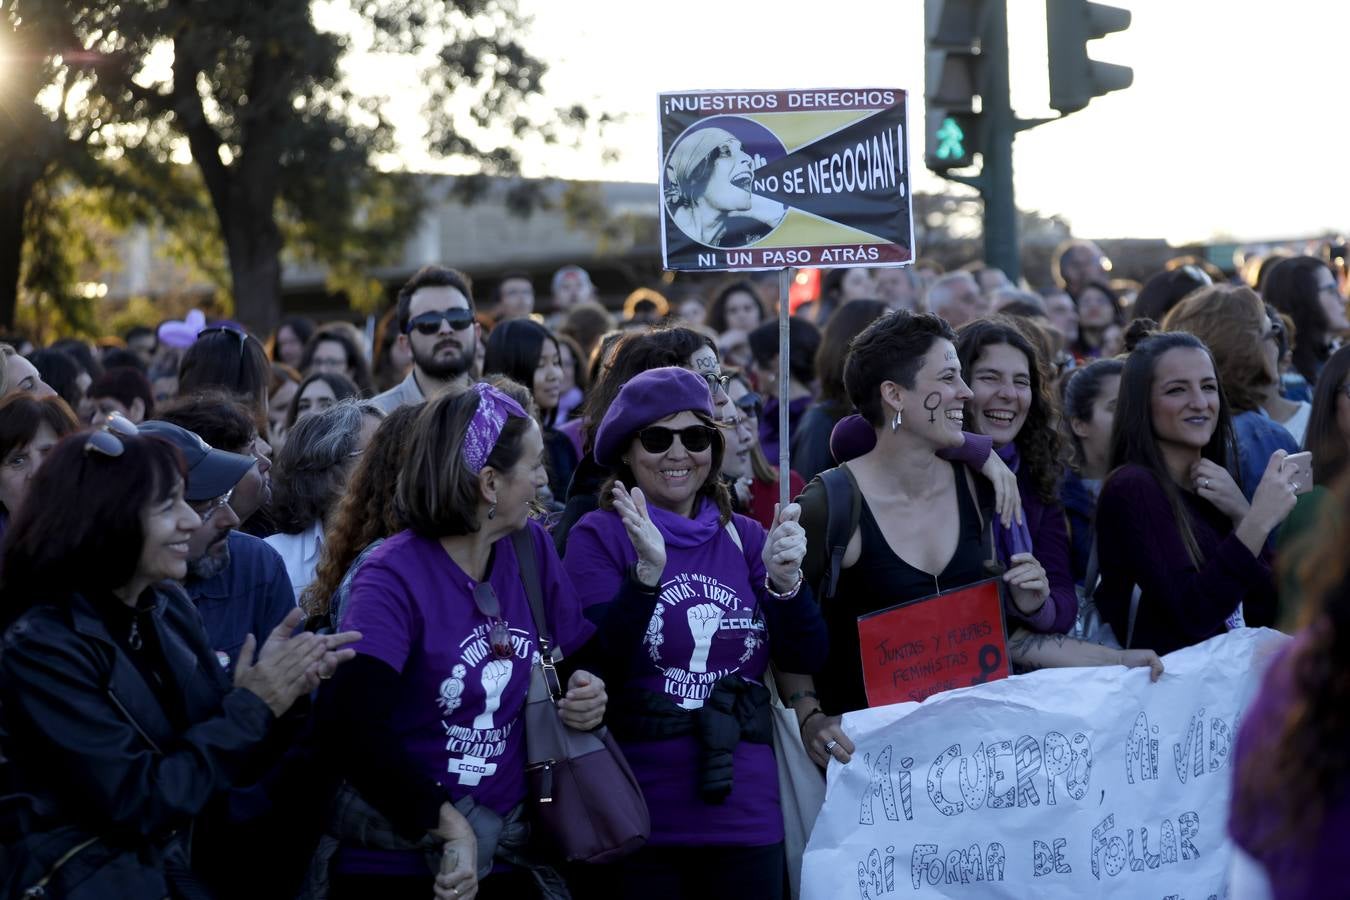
top-left (924, 392), bottom-right (942, 424)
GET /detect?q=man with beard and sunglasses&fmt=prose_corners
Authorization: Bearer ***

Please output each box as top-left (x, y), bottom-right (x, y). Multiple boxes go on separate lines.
top-left (138, 417), bottom-right (297, 673)
top-left (372, 265), bottom-right (481, 414)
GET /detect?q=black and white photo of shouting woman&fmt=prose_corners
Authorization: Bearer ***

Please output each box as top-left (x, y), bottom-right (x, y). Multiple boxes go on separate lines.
top-left (664, 125), bottom-right (787, 249)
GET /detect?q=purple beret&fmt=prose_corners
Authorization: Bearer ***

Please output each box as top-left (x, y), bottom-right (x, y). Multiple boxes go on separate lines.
top-left (830, 413), bottom-right (878, 464)
top-left (594, 367), bottom-right (713, 466)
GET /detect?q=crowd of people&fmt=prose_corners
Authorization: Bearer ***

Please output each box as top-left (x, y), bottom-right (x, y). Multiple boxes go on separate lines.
top-left (0, 241), bottom-right (1346, 899)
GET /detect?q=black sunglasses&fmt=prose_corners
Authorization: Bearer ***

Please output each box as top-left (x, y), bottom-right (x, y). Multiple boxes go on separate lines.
top-left (406, 308), bottom-right (475, 336)
top-left (637, 424), bottom-right (717, 455)
top-left (84, 413), bottom-right (139, 458)
top-left (471, 583), bottom-right (514, 660)
top-left (197, 325), bottom-right (248, 360)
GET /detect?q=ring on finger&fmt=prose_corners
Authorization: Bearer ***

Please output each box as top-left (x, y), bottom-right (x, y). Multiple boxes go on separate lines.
top-left (824, 739), bottom-right (839, 753)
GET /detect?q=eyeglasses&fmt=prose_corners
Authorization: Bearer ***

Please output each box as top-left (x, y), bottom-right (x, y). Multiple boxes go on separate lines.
top-left (701, 372), bottom-right (731, 395)
top-left (637, 424), bottom-right (717, 455)
top-left (193, 487), bottom-right (235, 524)
top-left (197, 326), bottom-right (249, 361)
top-left (84, 413), bottom-right (139, 458)
top-left (735, 394), bottom-right (762, 420)
top-left (406, 308), bottom-right (475, 336)
top-left (471, 583), bottom-right (514, 660)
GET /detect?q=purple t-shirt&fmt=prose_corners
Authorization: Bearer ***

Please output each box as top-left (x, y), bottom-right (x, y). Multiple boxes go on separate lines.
top-left (563, 498), bottom-right (783, 847)
top-left (339, 520), bottom-right (593, 872)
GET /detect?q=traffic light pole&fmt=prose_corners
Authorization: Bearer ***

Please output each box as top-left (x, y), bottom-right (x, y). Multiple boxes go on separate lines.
top-left (979, 0), bottom-right (1019, 282)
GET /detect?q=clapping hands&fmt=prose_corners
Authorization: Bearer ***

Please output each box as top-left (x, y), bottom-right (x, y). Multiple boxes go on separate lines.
top-left (233, 608), bottom-right (361, 717)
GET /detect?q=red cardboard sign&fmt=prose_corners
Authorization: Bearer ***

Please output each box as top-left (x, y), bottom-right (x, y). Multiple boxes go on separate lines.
top-left (856, 578), bottom-right (1010, 707)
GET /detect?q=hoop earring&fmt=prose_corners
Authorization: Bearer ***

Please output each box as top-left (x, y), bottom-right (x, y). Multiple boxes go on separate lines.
top-left (891, 409), bottom-right (903, 433)
top-left (487, 503), bottom-right (497, 520)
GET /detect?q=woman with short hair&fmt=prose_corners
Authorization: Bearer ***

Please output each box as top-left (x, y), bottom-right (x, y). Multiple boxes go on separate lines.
top-left (87, 366), bottom-right (156, 425)
top-left (787, 312), bottom-right (1158, 773)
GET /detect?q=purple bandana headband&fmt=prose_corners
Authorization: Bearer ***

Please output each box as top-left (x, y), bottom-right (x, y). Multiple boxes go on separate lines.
top-left (463, 382), bottom-right (528, 472)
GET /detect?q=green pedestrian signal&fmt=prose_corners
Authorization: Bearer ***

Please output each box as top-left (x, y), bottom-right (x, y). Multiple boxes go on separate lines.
top-left (936, 117), bottom-right (966, 161)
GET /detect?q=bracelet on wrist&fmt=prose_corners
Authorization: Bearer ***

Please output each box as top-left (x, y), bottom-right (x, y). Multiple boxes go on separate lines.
top-left (786, 689), bottom-right (819, 707)
top-left (765, 569), bottom-right (804, 600)
top-left (798, 707), bottom-right (824, 734)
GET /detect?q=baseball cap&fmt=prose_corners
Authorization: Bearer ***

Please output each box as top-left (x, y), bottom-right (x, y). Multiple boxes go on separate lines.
top-left (140, 420), bottom-right (256, 502)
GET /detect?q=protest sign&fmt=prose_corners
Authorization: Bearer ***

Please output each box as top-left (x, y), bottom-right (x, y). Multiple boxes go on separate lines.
top-left (801, 628), bottom-right (1289, 900)
top-left (857, 578), bottom-right (1010, 708)
top-left (657, 89), bottom-right (914, 271)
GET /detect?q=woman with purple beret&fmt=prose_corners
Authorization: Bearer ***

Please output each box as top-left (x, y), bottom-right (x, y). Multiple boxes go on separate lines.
top-left (563, 366), bottom-right (828, 900)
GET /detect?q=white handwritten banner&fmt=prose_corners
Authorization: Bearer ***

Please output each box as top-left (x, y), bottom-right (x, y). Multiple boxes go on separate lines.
top-left (801, 628), bottom-right (1289, 900)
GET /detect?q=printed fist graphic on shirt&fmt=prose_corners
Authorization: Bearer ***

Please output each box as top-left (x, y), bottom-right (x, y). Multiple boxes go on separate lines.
top-left (473, 658), bottom-right (513, 730)
top-left (686, 603), bottom-right (725, 674)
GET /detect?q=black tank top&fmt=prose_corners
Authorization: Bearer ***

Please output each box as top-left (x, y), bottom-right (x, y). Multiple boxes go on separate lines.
top-left (818, 461), bottom-right (989, 714)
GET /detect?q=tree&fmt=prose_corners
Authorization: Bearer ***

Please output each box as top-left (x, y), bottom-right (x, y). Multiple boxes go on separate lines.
top-left (2, 0), bottom-right (591, 336)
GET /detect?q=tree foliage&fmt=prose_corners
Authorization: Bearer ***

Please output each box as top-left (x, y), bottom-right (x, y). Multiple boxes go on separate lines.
top-left (2, 0), bottom-right (592, 336)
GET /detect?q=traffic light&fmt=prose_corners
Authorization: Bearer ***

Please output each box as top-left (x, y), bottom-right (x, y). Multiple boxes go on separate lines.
top-left (1046, 0), bottom-right (1133, 115)
top-left (924, 0), bottom-right (988, 173)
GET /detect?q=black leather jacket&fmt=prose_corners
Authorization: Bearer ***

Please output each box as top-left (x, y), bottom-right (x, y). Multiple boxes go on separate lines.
top-left (0, 584), bottom-right (275, 898)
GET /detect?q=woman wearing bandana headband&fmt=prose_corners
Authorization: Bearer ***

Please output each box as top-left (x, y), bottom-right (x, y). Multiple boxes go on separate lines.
top-left (327, 381), bottom-right (605, 899)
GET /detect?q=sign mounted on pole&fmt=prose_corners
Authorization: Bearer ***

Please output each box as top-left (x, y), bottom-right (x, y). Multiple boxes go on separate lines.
top-left (658, 89), bottom-right (915, 272)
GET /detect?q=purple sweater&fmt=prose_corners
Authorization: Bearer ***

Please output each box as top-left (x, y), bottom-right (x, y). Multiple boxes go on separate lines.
top-left (1229, 638), bottom-right (1350, 899)
top-left (1013, 466), bottom-right (1078, 635)
top-left (1094, 464), bottom-right (1275, 654)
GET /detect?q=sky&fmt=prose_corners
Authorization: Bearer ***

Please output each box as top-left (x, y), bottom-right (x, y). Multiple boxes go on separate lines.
top-left (349, 0), bottom-right (1350, 246)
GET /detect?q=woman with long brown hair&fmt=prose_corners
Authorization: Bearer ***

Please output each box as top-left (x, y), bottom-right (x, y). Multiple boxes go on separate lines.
top-left (1229, 476), bottom-right (1350, 898)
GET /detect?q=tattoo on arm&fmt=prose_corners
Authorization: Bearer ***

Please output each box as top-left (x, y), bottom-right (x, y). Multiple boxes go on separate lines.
top-left (1009, 630), bottom-right (1071, 673)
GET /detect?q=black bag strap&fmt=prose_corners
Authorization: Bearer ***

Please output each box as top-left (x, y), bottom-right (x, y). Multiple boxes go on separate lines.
top-left (820, 466), bottom-right (861, 601)
top-left (511, 529), bottom-right (550, 654)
